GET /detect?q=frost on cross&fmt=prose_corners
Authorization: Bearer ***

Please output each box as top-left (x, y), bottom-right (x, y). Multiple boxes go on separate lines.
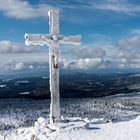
top-left (24, 9), bottom-right (81, 124)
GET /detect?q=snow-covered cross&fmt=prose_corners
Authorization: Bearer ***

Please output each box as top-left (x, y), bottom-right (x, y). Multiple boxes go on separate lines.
top-left (24, 10), bottom-right (81, 124)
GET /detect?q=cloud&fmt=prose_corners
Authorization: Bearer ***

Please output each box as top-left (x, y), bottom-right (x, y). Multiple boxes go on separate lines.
top-left (118, 35), bottom-right (140, 50)
top-left (54, 0), bottom-right (140, 15)
top-left (61, 33), bottom-right (140, 69)
top-left (61, 58), bottom-right (103, 69)
top-left (1, 34), bottom-right (140, 72)
top-left (32, 0), bottom-right (140, 25)
top-left (0, 0), bottom-right (56, 19)
top-left (73, 45), bottom-right (106, 59)
top-left (0, 40), bottom-right (40, 54)
top-left (117, 35), bottom-right (140, 68)
top-left (92, 0), bottom-right (140, 15)
top-left (85, 0), bottom-right (140, 15)
top-left (0, 51), bottom-right (50, 74)
top-left (13, 61), bottom-right (48, 71)
top-left (1, 0), bottom-right (139, 20)
top-left (0, 57), bottom-right (49, 73)
top-left (60, 45), bottom-right (106, 69)
top-left (130, 29), bottom-right (140, 35)
top-left (4, 34), bottom-right (139, 70)
top-left (88, 34), bottom-right (113, 44)
top-left (14, 62), bottom-right (24, 70)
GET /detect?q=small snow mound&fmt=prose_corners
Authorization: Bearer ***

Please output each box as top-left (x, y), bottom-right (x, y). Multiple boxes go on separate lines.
top-left (135, 116), bottom-right (140, 121)
top-left (5, 117), bottom-right (87, 140)
top-left (37, 117), bottom-right (47, 124)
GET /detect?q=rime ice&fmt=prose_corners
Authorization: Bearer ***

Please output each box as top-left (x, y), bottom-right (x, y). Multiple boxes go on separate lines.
top-left (24, 9), bottom-right (81, 124)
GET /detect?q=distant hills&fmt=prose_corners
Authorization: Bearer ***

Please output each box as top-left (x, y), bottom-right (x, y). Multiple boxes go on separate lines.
top-left (0, 71), bottom-right (140, 99)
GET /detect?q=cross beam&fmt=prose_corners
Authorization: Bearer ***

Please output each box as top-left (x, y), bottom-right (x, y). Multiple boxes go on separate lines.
top-left (24, 10), bottom-right (81, 124)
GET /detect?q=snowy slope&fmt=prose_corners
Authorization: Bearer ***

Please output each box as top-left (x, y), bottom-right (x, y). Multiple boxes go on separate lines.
top-left (3, 116), bottom-right (140, 140)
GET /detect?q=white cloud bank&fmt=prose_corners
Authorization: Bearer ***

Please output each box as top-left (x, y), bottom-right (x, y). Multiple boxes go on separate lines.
top-left (61, 45), bottom-right (105, 69)
top-left (48, 0), bottom-right (140, 16)
top-left (0, 0), bottom-right (56, 19)
top-left (0, 33), bottom-right (140, 72)
top-left (116, 35), bottom-right (140, 68)
top-left (0, 40), bottom-right (40, 54)
top-left (92, 0), bottom-right (140, 15)
top-left (0, 0), bottom-right (140, 20)
top-left (118, 35), bottom-right (140, 60)
top-left (62, 58), bottom-right (102, 69)
top-left (14, 62), bottom-right (24, 70)
top-left (74, 46), bottom-right (106, 59)
top-left (0, 39), bottom-right (49, 73)
top-left (0, 53), bottom-right (49, 73)
top-left (60, 34), bottom-right (140, 70)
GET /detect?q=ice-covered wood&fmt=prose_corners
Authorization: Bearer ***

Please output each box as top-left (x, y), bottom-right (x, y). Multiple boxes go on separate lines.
top-left (49, 42), bottom-right (60, 124)
top-left (25, 34), bottom-right (81, 46)
top-left (48, 10), bottom-right (60, 124)
top-left (48, 10), bottom-right (59, 35)
top-left (59, 35), bottom-right (81, 45)
top-left (24, 9), bottom-right (81, 124)
top-left (24, 34), bottom-right (52, 46)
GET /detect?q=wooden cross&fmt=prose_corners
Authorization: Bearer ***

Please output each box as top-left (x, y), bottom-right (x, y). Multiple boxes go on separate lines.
top-left (24, 9), bottom-right (81, 124)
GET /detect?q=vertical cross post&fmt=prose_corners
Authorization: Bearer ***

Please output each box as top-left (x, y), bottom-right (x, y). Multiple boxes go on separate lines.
top-left (48, 10), bottom-right (60, 124)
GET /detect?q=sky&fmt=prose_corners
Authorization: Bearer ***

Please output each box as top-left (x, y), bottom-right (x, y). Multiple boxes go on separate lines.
top-left (0, 0), bottom-right (140, 75)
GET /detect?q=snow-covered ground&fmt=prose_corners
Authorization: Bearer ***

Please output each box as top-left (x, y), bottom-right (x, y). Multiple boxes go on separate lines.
top-left (0, 93), bottom-right (140, 139)
top-left (2, 116), bottom-right (140, 140)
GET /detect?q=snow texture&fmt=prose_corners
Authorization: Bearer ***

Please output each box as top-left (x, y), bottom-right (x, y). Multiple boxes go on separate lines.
top-left (3, 116), bottom-right (140, 140)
